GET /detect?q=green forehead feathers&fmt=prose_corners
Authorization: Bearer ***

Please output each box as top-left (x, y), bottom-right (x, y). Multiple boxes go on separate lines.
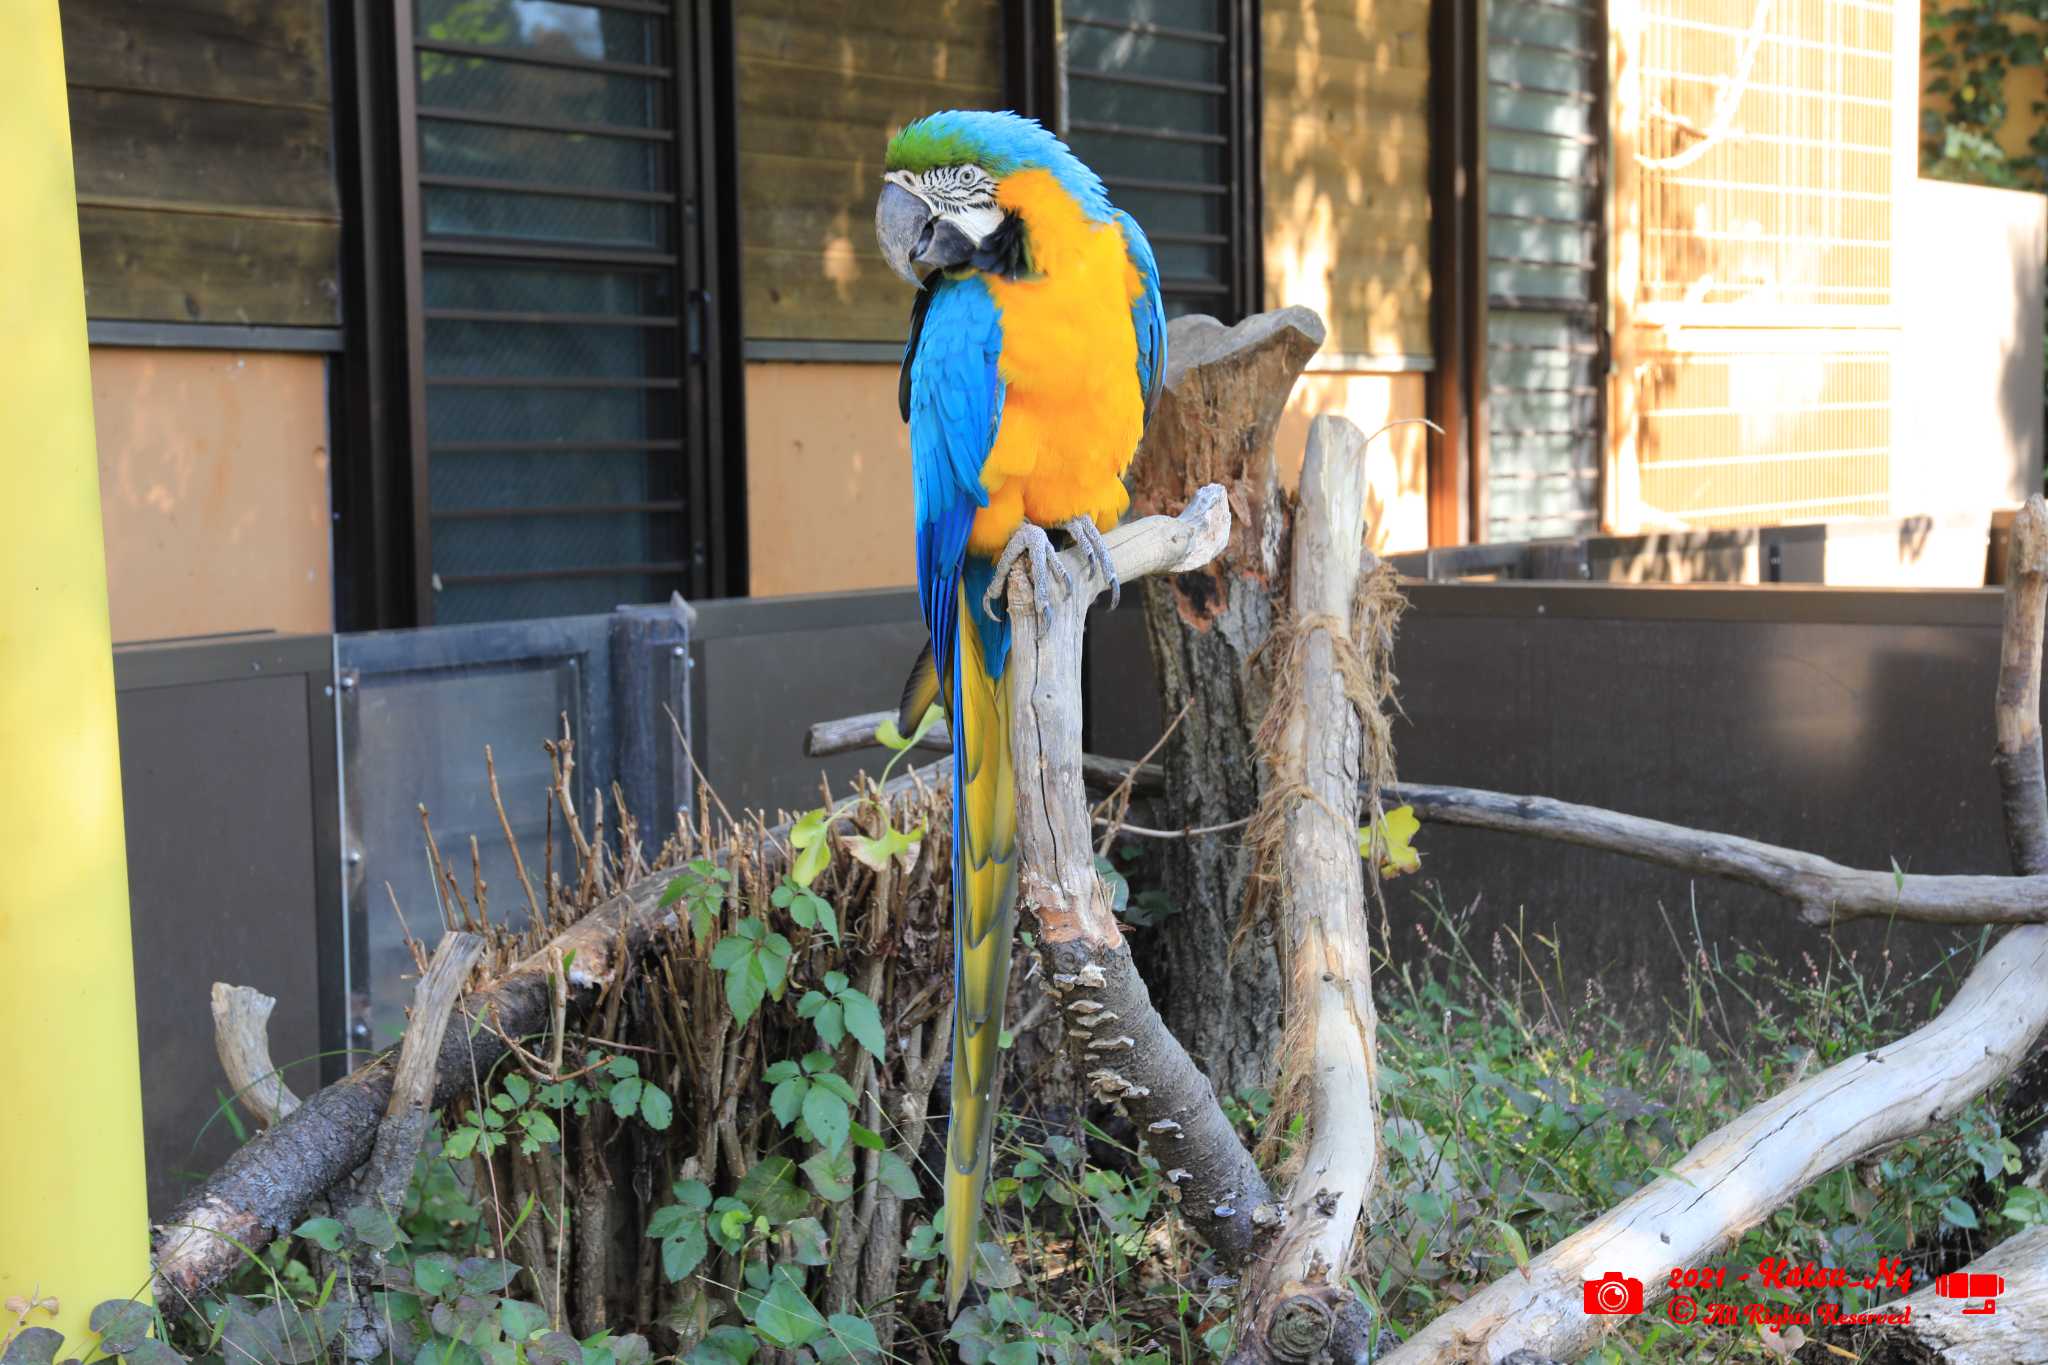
top-left (886, 118), bottom-right (1016, 177)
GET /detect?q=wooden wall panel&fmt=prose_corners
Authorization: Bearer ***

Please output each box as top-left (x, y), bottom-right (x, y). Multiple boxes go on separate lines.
top-left (735, 0), bottom-right (1002, 343)
top-left (1262, 0), bottom-right (1433, 358)
top-left (60, 0), bottom-right (340, 326)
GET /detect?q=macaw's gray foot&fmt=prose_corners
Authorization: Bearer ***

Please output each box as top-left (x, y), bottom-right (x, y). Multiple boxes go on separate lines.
top-left (1063, 516), bottom-right (1119, 610)
top-left (984, 522), bottom-right (1073, 625)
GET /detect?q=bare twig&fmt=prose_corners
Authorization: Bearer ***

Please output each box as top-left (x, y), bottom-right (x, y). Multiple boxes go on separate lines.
top-left (210, 984), bottom-right (301, 1128)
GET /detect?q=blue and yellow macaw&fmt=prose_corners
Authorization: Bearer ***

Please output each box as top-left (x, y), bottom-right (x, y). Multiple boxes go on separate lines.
top-left (874, 110), bottom-right (1164, 1311)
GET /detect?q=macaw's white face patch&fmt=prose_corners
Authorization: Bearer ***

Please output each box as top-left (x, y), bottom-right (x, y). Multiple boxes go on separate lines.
top-left (885, 165), bottom-right (1005, 249)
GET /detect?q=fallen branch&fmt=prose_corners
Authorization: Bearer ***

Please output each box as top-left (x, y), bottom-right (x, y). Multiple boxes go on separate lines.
top-left (1865, 1226), bottom-right (2048, 1362)
top-left (1003, 483), bottom-right (1279, 1267)
top-left (1236, 416), bottom-right (1385, 1363)
top-left (1996, 496), bottom-right (2048, 877)
top-left (153, 763), bottom-right (945, 1306)
top-left (805, 711), bottom-right (1163, 796)
top-left (1387, 782), bottom-right (2048, 927)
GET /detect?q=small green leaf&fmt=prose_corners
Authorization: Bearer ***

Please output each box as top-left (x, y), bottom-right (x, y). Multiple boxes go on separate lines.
top-left (501, 1074), bottom-right (531, 1106)
top-left (804, 1085), bottom-right (852, 1154)
top-left (735, 1156), bottom-right (810, 1222)
top-left (763, 1059), bottom-right (802, 1083)
top-left (784, 1215), bottom-right (832, 1266)
top-left (841, 990), bottom-right (887, 1059)
top-left (646, 1205), bottom-right (694, 1239)
top-left (793, 836), bottom-right (831, 888)
top-left (814, 1000), bottom-right (846, 1049)
top-left (878, 1149), bottom-right (921, 1199)
top-left (295, 1215), bottom-right (346, 1254)
top-left (608, 1076), bottom-right (644, 1119)
top-left (412, 1253), bottom-right (458, 1297)
top-left (770, 1076), bottom-right (808, 1127)
top-left (709, 935), bottom-right (752, 971)
top-left (672, 1178), bottom-right (713, 1209)
top-left (497, 1300), bottom-right (548, 1343)
top-left (639, 1084), bottom-right (674, 1131)
top-left (121, 1341), bottom-right (186, 1365)
top-left (803, 1147), bottom-right (856, 1202)
top-left (824, 970), bottom-right (849, 995)
top-left (849, 1122), bottom-right (886, 1152)
top-left (815, 1314), bottom-right (883, 1364)
top-left (1, 1330), bottom-right (61, 1365)
top-left (753, 1275), bottom-right (827, 1348)
top-left (660, 1224), bottom-right (709, 1282)
top-left (725, 959), bottom-right (767, 1024)
top-left (346, 1205), bottom-right (401, 1253)
top-left (1943, 1196), bottom-right (1982, 1230)
top-left (1489, 1218), bottom-right (1532, 1277)
top-left (91, 1299), bottom-right (155, 1355)
top-left (519, 1109), bottom-right (561, 1144)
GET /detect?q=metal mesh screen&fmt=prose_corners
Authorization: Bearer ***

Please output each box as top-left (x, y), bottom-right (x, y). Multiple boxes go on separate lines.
top-left (1624, 0), bottom-right (1902, 528)
top-left (1637, 344), bottom-right (1892, 524)
top-left (1638, 0), bottom-right (1896, 311)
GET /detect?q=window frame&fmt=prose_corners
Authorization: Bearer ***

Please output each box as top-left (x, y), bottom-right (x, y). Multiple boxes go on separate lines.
top-left (332, 0), bottom-right (743, 629)
top-left (1016, 0), bottom-right (1262, 325)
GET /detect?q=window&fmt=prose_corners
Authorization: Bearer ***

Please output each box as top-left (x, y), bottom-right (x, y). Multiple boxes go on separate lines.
top-left (1056, 0), bottom-right (1260, 321)
top-left (391, 0), bottom-right (733, 624)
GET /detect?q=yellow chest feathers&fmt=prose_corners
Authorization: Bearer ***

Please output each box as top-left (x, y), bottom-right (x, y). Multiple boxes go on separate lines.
top-left (967, 169), bottom-right (1146, 552)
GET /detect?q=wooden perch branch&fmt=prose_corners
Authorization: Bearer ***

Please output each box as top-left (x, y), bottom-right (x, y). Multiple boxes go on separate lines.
top-left (1387, 782), bottom-right (2048, 927)
top-left (154, 763), bottom-right (943, 1306)
top-left (1001, 484), bottom-right (1279, 1265)
top-left (1236, 417), bottom-right (1384, 1363)
top-left (805, 712), bottom-right (1163, 796)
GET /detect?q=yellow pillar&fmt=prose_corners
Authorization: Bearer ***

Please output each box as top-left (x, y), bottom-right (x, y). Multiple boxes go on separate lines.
top-left (0, 0), bottom-right (153, 1339)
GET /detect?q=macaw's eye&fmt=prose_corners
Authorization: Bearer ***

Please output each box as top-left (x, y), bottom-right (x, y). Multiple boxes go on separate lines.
top-left (914, 220), bottom-right (936, 257)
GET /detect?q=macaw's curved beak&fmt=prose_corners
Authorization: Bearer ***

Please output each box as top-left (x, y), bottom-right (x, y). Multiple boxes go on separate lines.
top-left (876, 182), bottom-right (933, 286)
top-left (877, 180), bottom-right (978, 286)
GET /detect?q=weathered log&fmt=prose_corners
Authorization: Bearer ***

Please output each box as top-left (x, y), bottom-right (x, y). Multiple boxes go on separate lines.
top-left (1004, 484), bottom-right (1278, 1266)
top-left (1127, 305), bottom-right (1327, 1096)
top-left (210, 984), bottom-right (301, 1127)
top-left (1234, 417), bottom-right (1385, 1364)
top-left (1388, 782), bottom-right (2048, 926)
top-left (804, 711), bottom-right (1164, 795)
top-left (1991, 497), bottom-right (2048, 1167)
top-left (153, 764), bottom-right (944, 1306)
top-left (1863, 1226), bottom-right (2048, 1362)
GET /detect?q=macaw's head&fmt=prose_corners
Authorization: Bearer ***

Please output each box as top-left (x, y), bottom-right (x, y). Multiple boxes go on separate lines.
top-left (875, 109), bottom-right (1107, 286)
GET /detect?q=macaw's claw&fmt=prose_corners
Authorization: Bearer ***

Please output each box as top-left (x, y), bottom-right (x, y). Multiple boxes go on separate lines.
top-left (1063, 516), bottom-right (1119, 611)
top-left (984, 523), bottom-right (1072, 625)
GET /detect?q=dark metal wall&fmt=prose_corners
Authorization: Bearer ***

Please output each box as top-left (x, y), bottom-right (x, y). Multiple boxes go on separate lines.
top-left (114, 634), bottom-right (341, 1216)
top-left (114, 581), bottom-right (2023, 1205)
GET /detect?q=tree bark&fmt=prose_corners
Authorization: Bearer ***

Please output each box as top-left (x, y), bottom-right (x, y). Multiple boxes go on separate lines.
top-left (1234, 417), bottom-right (1386, 1363)
top-left (1126, 306), bottom-right (1328, 1099)
top-left (1991, 497), bottom-right (2048, 1168)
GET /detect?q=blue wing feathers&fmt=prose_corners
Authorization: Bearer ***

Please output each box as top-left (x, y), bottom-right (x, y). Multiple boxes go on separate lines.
top-left (1114, 210), bottom-right (1166, 428)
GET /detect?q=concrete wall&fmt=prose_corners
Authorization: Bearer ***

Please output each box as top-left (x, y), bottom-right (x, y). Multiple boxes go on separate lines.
top-left (1901, 178), bottom-right (2045, 532)
top-left (91, 348), bottom-right (332, 642)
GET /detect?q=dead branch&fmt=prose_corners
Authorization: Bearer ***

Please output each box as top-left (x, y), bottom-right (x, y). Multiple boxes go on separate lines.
top-left (210, 984), bottom-right (301, 1127)
top-left (1387, 782), bottom-right (2048, 926)
top-left (1003, 483), bottom-right (1281, 1270)
top-left (152, 763), bottom-right (944, 1306)
top-left (1235, 416), bottom-right (1385, 1363)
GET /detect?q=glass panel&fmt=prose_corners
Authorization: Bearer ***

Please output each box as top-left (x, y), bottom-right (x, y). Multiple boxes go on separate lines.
top-left (436, 574), bottom-right (677, 624)
top-left (429, 447), bottom-right (679, 510)
top-left (1109, 185), bottom-right (1225, 237)
top-left (1152, 239), bottom-right (1224, 282)
top-left (425, 262), bottom-right (673, 315)
top-left (417, 52), bottom-right (664, 129)
top-left (421, 119), bottom-right (668, 193)
top-left (1066, 25), bottom-right (1221, 84)
top-left (1067, 75), bottom-right (1223, 134)
top-left (416, 0), bottom-right (660, 64)
top-left (424, 317), bottom-right (678, 379)
top-left (426, 388), bottom-right (674, 446)
top-left (1066, 0), bottom-right (1221, 29)
top-left (1067, 129), bottom-right (1223, 184)
top-left (424, 186), bottom-right (666, 247)
top-left (433, 509), bottom-right (673, 577)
